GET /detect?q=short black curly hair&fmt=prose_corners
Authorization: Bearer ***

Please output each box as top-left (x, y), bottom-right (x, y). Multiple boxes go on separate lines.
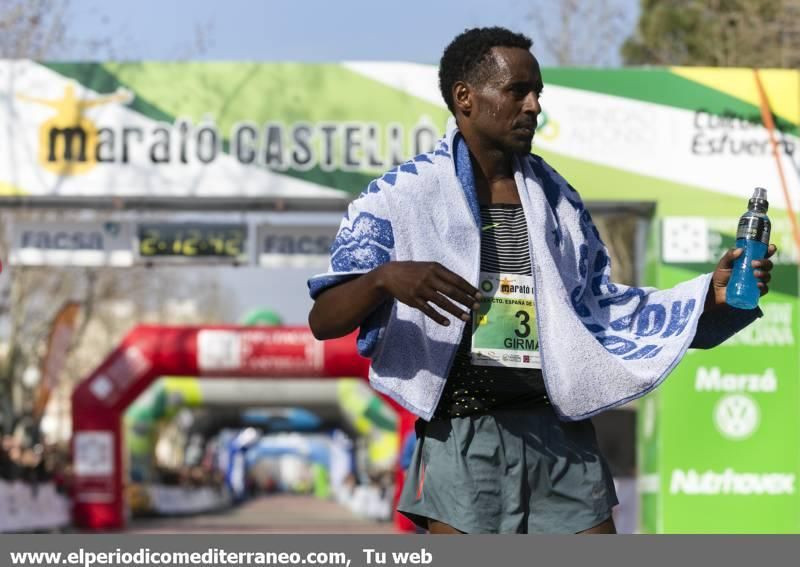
top-left (439, 27), bottom-right (533, 114)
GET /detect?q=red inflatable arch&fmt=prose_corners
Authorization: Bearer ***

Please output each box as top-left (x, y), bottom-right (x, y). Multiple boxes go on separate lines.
top-left (71, 325), bottom-right (376, 530)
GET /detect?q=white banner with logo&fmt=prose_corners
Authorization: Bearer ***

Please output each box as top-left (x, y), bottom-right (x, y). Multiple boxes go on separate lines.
top-left (257, 222), bottom-right (337, 268)
top-left (10, 220), bottom-right (133, 266)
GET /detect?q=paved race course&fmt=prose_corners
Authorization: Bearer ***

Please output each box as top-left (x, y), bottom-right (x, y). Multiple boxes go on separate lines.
top-left (127, 495), bottom-right (397, 534)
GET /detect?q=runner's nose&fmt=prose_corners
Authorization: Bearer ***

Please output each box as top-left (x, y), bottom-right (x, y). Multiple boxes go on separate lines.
top-left (522, 91), bottom-right (541, 116)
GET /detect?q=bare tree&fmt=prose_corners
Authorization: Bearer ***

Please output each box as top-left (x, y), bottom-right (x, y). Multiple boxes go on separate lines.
top-left (525, 2), bottom-right (640, 284)
top-left (0, 211), bottom-right (232, 439)
top-left (528, 0), bottom-right (630, 66)
top-left (0, 0), bottom-right (212, 60)
top-left (0, 0), bottom-right (217, 436)
top-left (0, 0), bottom-right (70, 58)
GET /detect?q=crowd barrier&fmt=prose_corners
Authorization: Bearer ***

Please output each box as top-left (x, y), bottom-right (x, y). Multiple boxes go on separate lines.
top-left (0, 480), bottom-right (70, 533)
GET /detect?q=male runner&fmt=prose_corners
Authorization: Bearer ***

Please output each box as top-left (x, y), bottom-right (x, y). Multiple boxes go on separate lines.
top-left (309, 27), bottom-right (776, 534)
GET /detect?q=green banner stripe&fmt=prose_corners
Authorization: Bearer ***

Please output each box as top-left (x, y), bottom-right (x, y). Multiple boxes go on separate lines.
top-left (46, 62), bottom-right (438, 194)
top-left (543, 68), bottom-right (798, 135)
top-left (100, 62), bottom-right (447, 130)
top-left (535, 147), bottom-right (749, 217)
top-left (44, 62), bottom-right (173, 123)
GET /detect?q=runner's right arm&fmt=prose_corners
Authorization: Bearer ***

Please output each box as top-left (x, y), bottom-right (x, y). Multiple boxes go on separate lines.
top-left (308, 261), bottom-right (482, 340)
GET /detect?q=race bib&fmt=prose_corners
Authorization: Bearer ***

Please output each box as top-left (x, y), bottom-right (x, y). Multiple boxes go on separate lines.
top-left (471, 272), bottom-right (541, 369)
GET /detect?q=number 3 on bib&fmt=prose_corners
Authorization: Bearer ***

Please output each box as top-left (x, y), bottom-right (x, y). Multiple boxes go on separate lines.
top-left (471, 272), bottom-right (541, 369)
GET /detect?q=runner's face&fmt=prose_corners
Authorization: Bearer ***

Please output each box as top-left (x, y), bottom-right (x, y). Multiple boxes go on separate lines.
top-left (469, 47), bottom-right (542, 155)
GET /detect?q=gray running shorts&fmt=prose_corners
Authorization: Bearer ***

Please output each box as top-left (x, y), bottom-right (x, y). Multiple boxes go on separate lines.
top-left (397, 407), bottom-right (618, 534)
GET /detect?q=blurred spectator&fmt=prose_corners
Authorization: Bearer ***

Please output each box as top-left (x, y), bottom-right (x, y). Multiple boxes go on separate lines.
top-left (51, 451), bottom-right (72, 495)
top-left (2, 436), bottom-right (23, 481)
top-left (0, 435), bottom-right (72, 490)
top-left (334, 472), bottom-right (357, 506)
top-left (0, 435), bottom-right (16, 480)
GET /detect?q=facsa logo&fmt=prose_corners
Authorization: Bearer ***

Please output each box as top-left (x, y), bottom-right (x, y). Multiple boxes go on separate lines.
top-left (670, 469), bottom-right (795, 495)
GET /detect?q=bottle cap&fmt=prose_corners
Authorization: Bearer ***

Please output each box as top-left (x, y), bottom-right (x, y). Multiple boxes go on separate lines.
top-left (748, 187), bottom-right (769, 213)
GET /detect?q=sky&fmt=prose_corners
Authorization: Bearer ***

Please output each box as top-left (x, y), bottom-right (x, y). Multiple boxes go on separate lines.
top-left (56, 0), bottom-right (640, 325)
top-left (64, 0), bottom-right (639, 66)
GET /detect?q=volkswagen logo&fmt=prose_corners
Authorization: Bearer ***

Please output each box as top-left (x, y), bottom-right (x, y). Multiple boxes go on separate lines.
top-left (713, 394), bottom-right (760, 441)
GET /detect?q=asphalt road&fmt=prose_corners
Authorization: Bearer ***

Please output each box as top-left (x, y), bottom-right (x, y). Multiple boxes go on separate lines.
top-left (127, 494), bottom-right (397, 534)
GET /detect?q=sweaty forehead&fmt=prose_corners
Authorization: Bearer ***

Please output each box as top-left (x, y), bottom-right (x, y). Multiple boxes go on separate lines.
top-left (484, 47), bottom-right (540, 85)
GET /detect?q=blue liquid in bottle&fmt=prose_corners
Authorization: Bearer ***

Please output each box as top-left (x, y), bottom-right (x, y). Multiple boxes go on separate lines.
top-left (726, 188), bottom-right (771, 310)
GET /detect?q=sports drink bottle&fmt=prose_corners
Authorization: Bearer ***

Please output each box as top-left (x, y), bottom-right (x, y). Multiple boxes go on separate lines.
top-left (726, 187), bottom-right (771, 310)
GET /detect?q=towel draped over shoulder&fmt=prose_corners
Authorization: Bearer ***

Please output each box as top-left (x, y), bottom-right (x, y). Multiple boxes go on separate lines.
top-left (308, 120), bottom-right (759, 421)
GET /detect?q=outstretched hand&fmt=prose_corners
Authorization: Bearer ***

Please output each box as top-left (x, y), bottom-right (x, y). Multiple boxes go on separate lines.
top-left (378, 261), bottom-right (481, 325)
top-left (706, 244), bottom-right (777, 310)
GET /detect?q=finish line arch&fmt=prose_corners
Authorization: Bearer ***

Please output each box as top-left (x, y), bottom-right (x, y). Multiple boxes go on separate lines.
top-left (71, 325), bottom-right (369, 530)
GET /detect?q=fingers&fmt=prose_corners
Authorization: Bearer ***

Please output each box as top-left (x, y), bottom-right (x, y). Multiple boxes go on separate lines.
top-left (433, 265), bottom-right (482, 299)
top-left (719, 247), bottom-right (743, 269)
top-left (755, 256), bottom-right (772, 295)
top-left (399, 262), bottom-right (483, 326)
top-left (414, 299), bottom-right (451, 326)
top-left (432, 275), bottom-right (481, 311)
top-left (753, 270), bottom-right (771, 284)
top-left (425, 291), bottom-right (471, 322)
top-left (752, 258), bottom-right (773, 271)
top-left (751, 247), bottom-right (776, 297)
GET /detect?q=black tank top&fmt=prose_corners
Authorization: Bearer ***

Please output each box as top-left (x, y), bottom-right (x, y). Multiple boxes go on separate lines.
top-left (434, 204), bottom-right (549, 419)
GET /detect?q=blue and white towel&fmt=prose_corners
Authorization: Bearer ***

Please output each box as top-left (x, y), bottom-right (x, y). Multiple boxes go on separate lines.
top-left (309, 120), bottom-right (750, 421)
